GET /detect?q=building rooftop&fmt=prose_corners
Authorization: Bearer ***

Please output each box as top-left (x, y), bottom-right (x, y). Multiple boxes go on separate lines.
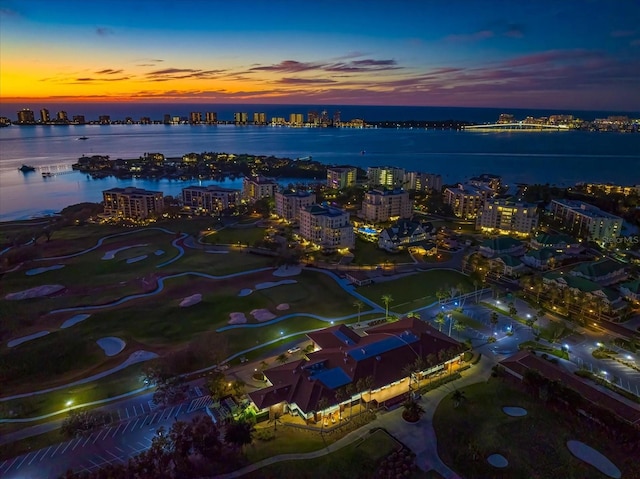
top-left (533, 232), bottom-right (578, 247)
top-left (571, 259), bottom-right (626, 279)
top-left (480, 237), bottom-right (523, 251)
top-left (552, 199), bottom-right (622, 220)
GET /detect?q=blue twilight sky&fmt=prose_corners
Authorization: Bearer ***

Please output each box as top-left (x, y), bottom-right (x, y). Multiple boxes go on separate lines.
top-left (1, 0), bottom-right (639, 110)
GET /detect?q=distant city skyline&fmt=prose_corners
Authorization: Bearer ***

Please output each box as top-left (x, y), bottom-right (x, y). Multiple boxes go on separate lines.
top-left (1, 0), bottom-right (639, 110)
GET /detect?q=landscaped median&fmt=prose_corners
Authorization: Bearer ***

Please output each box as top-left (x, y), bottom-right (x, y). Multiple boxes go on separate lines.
top-left (518, 340), bottom-right (569, 360)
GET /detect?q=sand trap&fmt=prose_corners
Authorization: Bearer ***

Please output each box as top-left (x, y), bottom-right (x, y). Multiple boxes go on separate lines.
top-left (97, 337), bottom-right (126, 356)
top-left (276, 303), bottom-right (290, 311)
top-left (567, 440), bottom-right (621, 478)
top-left (238, 288), bottom-right (253, 297)
top-left (126, 255), bottom-right (147, 264)
top-left (61, 314), bottom-right (91, 329)
top-left (102, 244), bottom-right (148, 260)
top-left (8, 331), bottom-right (50, 348)
top-left (251, 309), bottom-right (276, 322)
top-left (503, 406), bottom-right (527, 417)
top-left (154, 249), bottom-right (164, 256)
top-left (26, 264), bottom-right (65, 276)
top-left (487, 454), bottom-right (508, 468)
top-left (255, 279), bottom-right (297, 290)
top-left (5, 284), bottom-right (64, 300)
top-left (180, 294), bottom-right (202, 307)
top-left (273, 265), bottom-right (302, 277)
top-left (228, 312), bottom-right (248, 324)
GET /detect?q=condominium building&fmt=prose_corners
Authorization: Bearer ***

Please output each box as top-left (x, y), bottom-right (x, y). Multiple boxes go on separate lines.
top-left (299, 204), bottom-right (355, 251)
top-left (550, 199), bottom-right (623, 242)
top-left (367, 167), bottom-right (405, 188)
top-left (253, 112), bottom-right (266, 125)
top-left (476, 199), bottom-right (539, 235)
top-left (360, 189), bottom-right (413, 223)
top-left (234, 112), bottom-right (248, 124)
top-left (327, 167), bottom-right (357, 189)
top-left (189, 112), bottom-right (202, 124)
top-left (40, 109), bottom-right (50, 123)
top-left (275, 190), bottom-right (316, 222)
top-left (16, 109), bottom-right (35, 124)
top-left (443, 183), bottom-right (494, 219)
top-left (205, 112), bottom-right (218, 124)
top-left (102, 187), bottom-right (164, 220)
top-left (404, 171), bottom-right (442, 192)
top-left (468, 173), bottom-right (502, 193)
top-left (242, 175), bottom-right (278, 202)
top-left (582, 183), bottom-right (640, 196)
top-left (181, 185), bottom-right (240, 214)
top-left (289, 113), bottom-right (304, 126)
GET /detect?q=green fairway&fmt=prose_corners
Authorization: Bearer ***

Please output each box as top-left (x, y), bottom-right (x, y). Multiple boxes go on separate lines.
top-left (357, 270), bottom-right (472, 313)
top-left (351, 238), bottom-right (412, 266)
top-left (432, 378), bottom-right (639, 479)
top-left (201, 226), bottom-right (267, 246)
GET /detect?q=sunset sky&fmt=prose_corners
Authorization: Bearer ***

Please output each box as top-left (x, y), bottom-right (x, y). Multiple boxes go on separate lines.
top-left (1, 0), bottom-right (639, 110)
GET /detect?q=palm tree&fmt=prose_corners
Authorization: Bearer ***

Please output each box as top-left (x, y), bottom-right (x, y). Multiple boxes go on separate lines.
top-left (276, 353), bottom-right (288, 365)
top-left (353, 300), bottom-right (364, 327)
top-left (451, 389), bottom-right (466, 408)
top-left (490, 312), bottom-right (499, 332)
top-left (345, 383), bottom-right (357, 419)
top-left (406, 311), bottom-right (421, 320)
top-left (453, 320), bottom-right (466, 339)
top-left (316, 397), bottom-right (330, 432)
top-left (402, 397), bottom-right (425, 422)
top-left (381, 294), bottom-right (393, 319)
top-left (435, 312), bottom-right (446, 332)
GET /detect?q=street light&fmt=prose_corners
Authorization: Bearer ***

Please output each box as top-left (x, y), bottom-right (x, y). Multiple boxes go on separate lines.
top-left (65, 400), bottom-right (73, 407)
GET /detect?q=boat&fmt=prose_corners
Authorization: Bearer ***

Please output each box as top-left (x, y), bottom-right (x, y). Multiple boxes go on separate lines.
top-left (19, 164), bottom-right (36, 172)
top-left (42, 172), bottom-right (53, 178)
top-left (78, 136), bottom-right (89, 140)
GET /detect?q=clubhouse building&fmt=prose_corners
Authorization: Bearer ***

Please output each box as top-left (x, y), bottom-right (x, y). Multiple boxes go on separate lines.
top-left (248, 317), bottom-right (463, 422)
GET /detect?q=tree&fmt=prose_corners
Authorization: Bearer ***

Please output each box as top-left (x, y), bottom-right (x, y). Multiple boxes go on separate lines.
top-left (435, 312), bottom-right (446, 332)
top-left (224, 419), bottom-right (255, 451)
top-left (316, 397), bottom-right (330, 432)
top-left (490, 312), bottom-right (499, 331)
top-left (402, 397), bottom-right (425, 422)
top-left (381, 294), bottom-right (393, 318)
top-left (406, 311), bottom-right (421, 320)
top-left (451, 389), bottom-right (466, 408)
top-left (231, 379), bottom-right (246, 398)
top-left (61, 409), bottom-right (111, 438)
top-left (508, 301), bottom-right (518, 317)
top-left (276, 353), bottom-right (288, 364)
top-left (207, 371), bottom-right (229, 401)
top-left (353, 300), bottom-right (364, 326)
top-left (453, 320), bottom-right (466, 339)
top-left (189, 415), bottom-right (222, 458)
top-left (345, 383), bottom-right (357, 418)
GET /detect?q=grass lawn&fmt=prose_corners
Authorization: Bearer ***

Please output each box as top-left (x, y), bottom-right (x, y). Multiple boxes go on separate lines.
top-left (201, 227), bottom-right (267, 246)
top-left (450, 311), bottom-right (485, 331)
top-left (357, 270), bottom-right (472, 314)
top-left (0, 428), bottom-right (68, 462)
top-left (351, 238), bottom-right (412, 266)
top-left (244, 427), bottom-right (399, 479)
top-left (433, 378), bottom-right (639, 479)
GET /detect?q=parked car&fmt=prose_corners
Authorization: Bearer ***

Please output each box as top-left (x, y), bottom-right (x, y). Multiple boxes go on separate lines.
top-left (287, 347), bottom-right (301, 354)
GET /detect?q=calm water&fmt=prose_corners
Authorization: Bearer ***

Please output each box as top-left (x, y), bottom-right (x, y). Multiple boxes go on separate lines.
top-left (1, 123), bottom-right (639, 221)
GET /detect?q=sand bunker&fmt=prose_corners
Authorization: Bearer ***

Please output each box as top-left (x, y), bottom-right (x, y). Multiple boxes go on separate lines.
top-left (102, 244), bottom-right (148, 260)
top-left (126, 255), bottom-right (147, 264)
top-left (251, 309), bottom-right (276, 322)
top-left (487, 454), bottom-right (508, 468)
top-left (26, 264), bottom-right (65, 276)
top-left (567, 440), bottom-right (621, 478)
top-left (180, 294), bottom-right (202, 307)
top-left (255, 279), bottom-right (297, 290)
top-left (5, 284), bottom-right (64, 300)
top-left (154, 249), bottom-right (164, 256)
top-left (273, 265), bottom-right (302, 277)
top-left (276, 303), bottom-right (290, 311)
top-left (503, 406), bottom-right (527, 417)
top-left (97, 337), bottom-right (126, 356)
top-left (61, 314), bottom-right (91, 329)
top-left (7, 331), bottom-right (50, 348)
top-left (228, 312), bottom-right (248, 324)
top-left (238, 289), bottom-right (253, 297)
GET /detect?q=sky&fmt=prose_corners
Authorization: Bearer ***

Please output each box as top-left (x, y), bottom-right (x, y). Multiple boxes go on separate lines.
top-left (1, 0), bottom-right (639, 111)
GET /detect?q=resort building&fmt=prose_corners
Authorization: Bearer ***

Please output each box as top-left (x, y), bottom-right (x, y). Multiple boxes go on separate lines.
top-left (274, 190), bottom-right (316, 222)
top-left (569, 259), bottom-right (627, 286)
top-left (181, 185), bottom-right (240, 215)
top-left (367, 167), bottom-right (406, 188)
top-left (102, 187), bottom-right (164, 220)
top-left (542, 272), bottom-right (623, 312)
top-left (360, 189), bottom-right (413, 223)
top-left (521, 248), bottom-right (564, 270)
top-left (234, 112), bottom-right (248, 125)
top-left (248, 318), bottom-right (463, 421)
top-left (476, 199), bottom-right (539, 235)
top-left (299, 204), bottom-right (355, 252)
top-left (327, 167), bottom-right (357, 189)
top-left (478, 237), bottom-right (525, 258)
top-left (550, 199), bottom-right (623, 242)
top-left (620, 280), bottom-right (640, 304)
top-left (468, 173), bottom-right (502, 193)
top-left (530, 233), bottom-right (582, 254)
top-left (488, 255), bottom-right (526, 277)
top-left (378, 220), bottom-right (432, 252)
top-left (242, 175), bottom-right (278, 202)
top-left (581, 183), bottom-right (640, 196)
top-left (404, 171), bottom-right (442, 192)
top-left (443, 183), bottom-right (494, 219)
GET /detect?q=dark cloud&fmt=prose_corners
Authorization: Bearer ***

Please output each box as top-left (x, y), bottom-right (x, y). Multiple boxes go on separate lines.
top-left (250, 60), bottom-right (324, 73)
top-left (95, 69), bottom-right (123, 75)
top-left (95, 27), bottom-right (114, 36)
top-left (502, 49), bottom-right (604, 68)
top-left (325, 59), bottom-right (401, 72)
top-left (278, 78), bottom-right (337, 84)
top-left (71, 76), bottom-right (129, 83)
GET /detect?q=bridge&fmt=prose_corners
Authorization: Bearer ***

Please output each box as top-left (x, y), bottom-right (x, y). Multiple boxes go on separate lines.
top-left (463, 122), bottom-right (570, 131)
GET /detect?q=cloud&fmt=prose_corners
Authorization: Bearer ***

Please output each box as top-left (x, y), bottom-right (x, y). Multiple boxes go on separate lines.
top-left (71, 76), bottom-right (130, 83)
top-left (277, 78), bottom-right (337, 84)
top-left (95, 27), bottom-right (114, 36)
top-left (325, 59), bottom-right (401, 72)
top-left (250, 60), bottom-right (324, 73)
top-left (445, 30), bottom-right (495, 43)
top-left (95, 69), bottom-right (124, 75)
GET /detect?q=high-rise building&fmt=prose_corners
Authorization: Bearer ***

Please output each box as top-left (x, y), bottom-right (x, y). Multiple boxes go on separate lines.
top-left (40, 109), bottom-right (50, 123)
top-left (189, 112), bottom-right (202, 124)
top-left (98, 115), bottom-right (111, 125)
top-left (360, 189), bottom-right (413, 223)
top-left (367, 166), bottom-right (405, 188)
top-left (468, 173), bottom-right (502, 193)
top-left (274, 190), bottom-right (316, 222)
top-left (16, 109), bottom-right (35, 124)
top-left (205, 112), bottom-right (218, 124)
top-left (102, 187), bottom-right (164, 220)
top-left (234, 112), bottom-right (248, 124)
top-left (56, 111), bottom-right (68, 122)
top-left (308, 111), bottom-right (319, 125)
top-left (404, 171), bottom-right (442, 192)
top-left (289, 113), bottom-right (304, 126)
top-left (327, 167), bottom-right (357, 189)
top-left (333, 110), bottom-right (341, 125)
top-left (182, 185), bottom-right (240, 214)
top-left (476, 199), bottom-right (539, 235)
top-left (72, 115), bottom-right (86, 124)
top-left (253, 112), bottom-right (266, 125)
top-left (163, 114), bottom-right (172, 124)
top-left (443, 183), bottom-right (494, 219)
top-left (550, 199), bottom-right (623, 242)
top-left (242, 175), bottom-right (277, 202)
top-left (299, 204), bottom-right (355, 251)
